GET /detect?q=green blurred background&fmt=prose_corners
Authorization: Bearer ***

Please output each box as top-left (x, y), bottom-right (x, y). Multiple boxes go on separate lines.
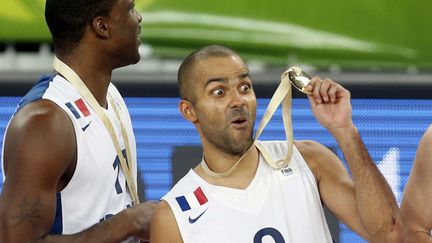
top-left (0, 0), bottom-right (431, 70)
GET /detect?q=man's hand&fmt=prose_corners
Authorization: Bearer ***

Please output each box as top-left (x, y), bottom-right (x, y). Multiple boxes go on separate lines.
top-left (305, 76), bottom-right (353, 132)
top-left (128, 200), bottom-right (158, 240)
top-left (303, 77), bottom-right (403, 242)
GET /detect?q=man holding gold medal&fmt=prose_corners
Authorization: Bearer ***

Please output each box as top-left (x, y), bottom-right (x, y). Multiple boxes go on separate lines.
top-left (150, 45), bottom-right (403, 242)
top-left (0, 0), bottom-right (155, 242)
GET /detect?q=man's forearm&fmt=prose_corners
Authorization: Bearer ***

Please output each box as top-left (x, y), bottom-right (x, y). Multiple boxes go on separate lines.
top-left (331, 125), bottom-right (399, 239)
top-left (38, 209), bottom-right (139, 243)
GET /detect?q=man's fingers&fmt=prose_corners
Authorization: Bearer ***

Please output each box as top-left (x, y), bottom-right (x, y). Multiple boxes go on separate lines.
top-left (307, 76), bottom-right (346, 104)
top-left (310, 76), bottom-right (323, 104)
top-left (328, 83), bottom-right (339, 102)
top-left (320, 79), bottom-right (332, 102)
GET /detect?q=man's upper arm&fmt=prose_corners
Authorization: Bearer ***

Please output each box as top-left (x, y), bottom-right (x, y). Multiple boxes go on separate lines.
top-left (0, 100), bottom-right (76, 242)
top-left (150, 200), bottom-right (183, 243)
top-left (296, 140), bottom-right (371, 238)
top-left (297, 140), bottom-right (403, 242)
top-left (401, 126), bottom-right (432, 242)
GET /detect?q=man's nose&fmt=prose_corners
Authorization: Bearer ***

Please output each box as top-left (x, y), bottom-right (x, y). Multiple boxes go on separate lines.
top-left (229, 90), bottom-right (246, 109)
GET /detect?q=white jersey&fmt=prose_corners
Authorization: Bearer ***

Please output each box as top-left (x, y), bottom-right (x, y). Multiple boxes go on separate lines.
top-left (1, 74), bottom-right (137, 235)
top-left (163, 140), bottom-right (333, 243)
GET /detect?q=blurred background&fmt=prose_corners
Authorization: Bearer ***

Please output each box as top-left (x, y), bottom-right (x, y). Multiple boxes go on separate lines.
top-left (0, 0), bottom-right (431, 242)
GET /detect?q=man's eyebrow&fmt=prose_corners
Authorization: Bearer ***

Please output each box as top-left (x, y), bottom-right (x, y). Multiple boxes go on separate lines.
top-left (239, 72), bottom-right (250, 79)
top-left (204, 77), bottom-right (227, 88)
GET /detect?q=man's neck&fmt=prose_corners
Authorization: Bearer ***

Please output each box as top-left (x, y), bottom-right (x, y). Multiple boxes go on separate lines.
top-left (195, 145), bottom-right (260, 189)
top-left (58, 54), bottom-right (112, 108)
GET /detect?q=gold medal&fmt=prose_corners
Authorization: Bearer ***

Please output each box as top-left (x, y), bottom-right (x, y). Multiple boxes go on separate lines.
top-left (287, 66), bottom-right (311, 94)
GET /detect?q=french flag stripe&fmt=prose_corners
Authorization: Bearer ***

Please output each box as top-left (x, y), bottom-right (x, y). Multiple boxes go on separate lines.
top-left (194, 187), bottom-right (208, 205)
top-left (185, 193), bottom-right (200, 209)
top-left (74, 99), bottom-right (90, 117)
top-left (65, 102), bottom-right (80, 119)
top-left (175, 196), bottom-right (191, 212)
top-left (175, 186), bottom-right (208, 212)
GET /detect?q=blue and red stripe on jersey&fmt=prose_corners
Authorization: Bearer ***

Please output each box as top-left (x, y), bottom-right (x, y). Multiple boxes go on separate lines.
top-left (176, 186), bottom-right (208, 212)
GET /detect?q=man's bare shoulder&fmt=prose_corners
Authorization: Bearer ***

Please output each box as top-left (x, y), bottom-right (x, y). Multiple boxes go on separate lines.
top-left (294, 140), bottom-right (345, 182)
top-left (6, 99), bottom-right (75, 153)
top-left (294, 140), bottom-right (332, 162)
top-left (415, 124), bottom-right (432, 168)
top-left (421, 125), bottom-right (432, 145)
top-left (3, 99), bottom-right (75, 175)
top-left (10, 99), bottom-right (70, 129)
top-left (150, 200), bottom-right (183, 243)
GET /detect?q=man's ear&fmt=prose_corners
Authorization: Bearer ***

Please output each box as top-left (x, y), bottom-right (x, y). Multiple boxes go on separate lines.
top-left (91, 16), bottom-right (110, 39)
top-left (179, 100), bottom-right (198, 123)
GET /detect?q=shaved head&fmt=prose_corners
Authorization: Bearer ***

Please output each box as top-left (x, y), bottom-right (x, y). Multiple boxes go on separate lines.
top-left (177, 45), bottom-right (242, 103)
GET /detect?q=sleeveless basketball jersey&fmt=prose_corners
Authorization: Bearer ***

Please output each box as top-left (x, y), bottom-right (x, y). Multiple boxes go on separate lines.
top-left (1, 74), bottom-right (137, 235)
top-left (163, 140), bottom-right (333, 243)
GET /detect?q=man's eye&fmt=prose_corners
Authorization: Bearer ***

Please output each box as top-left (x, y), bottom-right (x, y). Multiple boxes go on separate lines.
top-left (212, 88), bottom-right (224, 96)
top-left (240, 84), bottom-right (251, 92)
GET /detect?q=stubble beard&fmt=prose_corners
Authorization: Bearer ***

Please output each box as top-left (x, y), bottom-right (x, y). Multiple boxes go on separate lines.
top-left (204, 121), bottom-right (255, 157)
top-left (198, 104), bottom-right (257, 157)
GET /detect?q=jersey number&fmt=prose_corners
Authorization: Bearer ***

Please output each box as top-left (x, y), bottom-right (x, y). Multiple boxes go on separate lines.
top-left (112, 149), bottom-right (128, 194)
top-left (254, 227), bottom-right (285, 243)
